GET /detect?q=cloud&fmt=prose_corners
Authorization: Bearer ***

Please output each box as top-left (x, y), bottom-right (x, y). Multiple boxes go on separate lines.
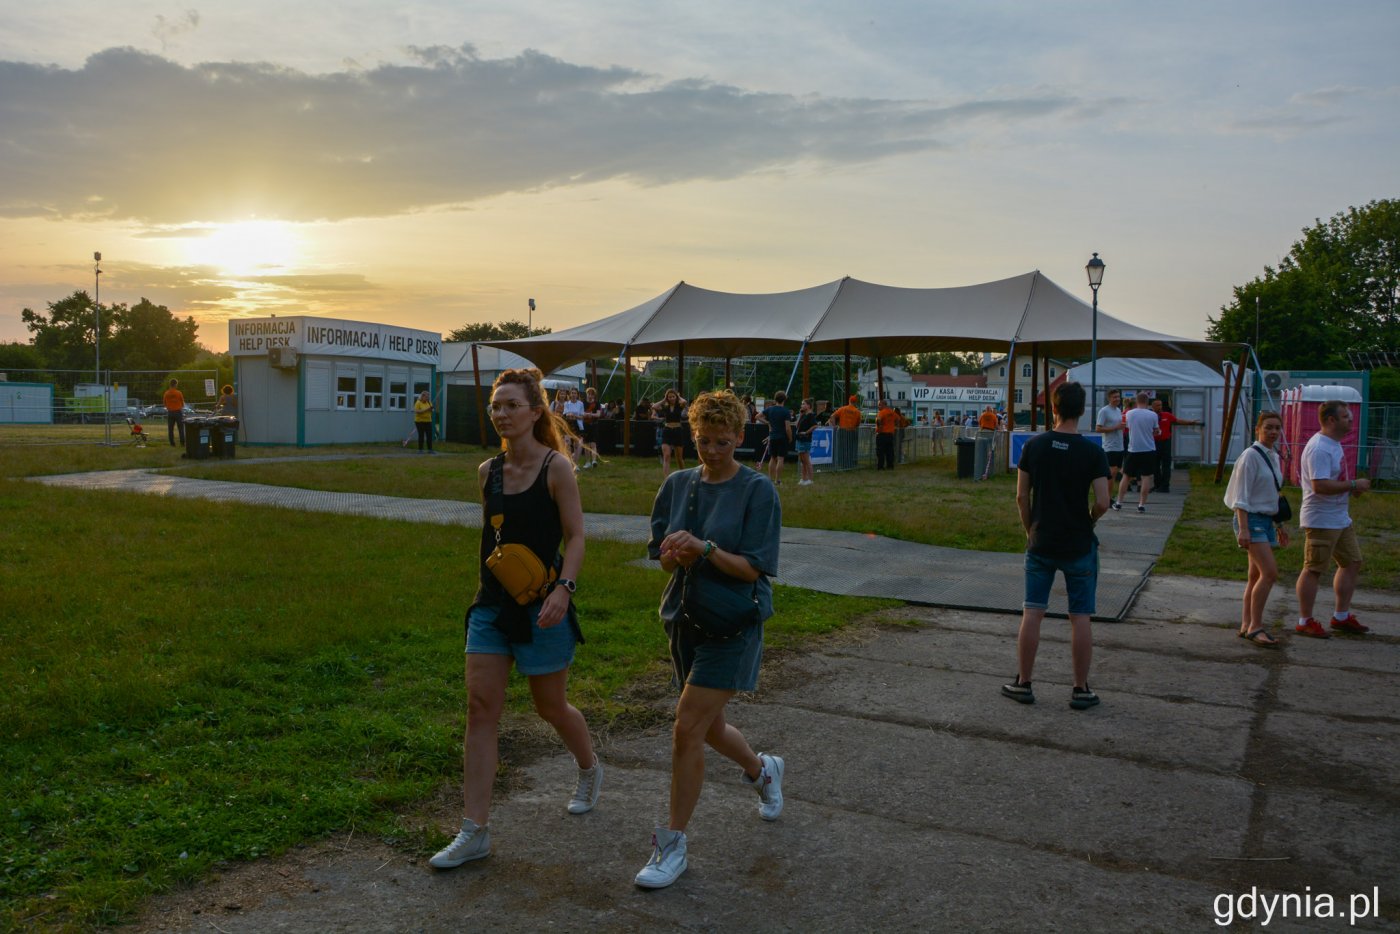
top-left (0, 45), bottom-right (1093, 224)
top-left (151, 10), bottom-right (201, 52)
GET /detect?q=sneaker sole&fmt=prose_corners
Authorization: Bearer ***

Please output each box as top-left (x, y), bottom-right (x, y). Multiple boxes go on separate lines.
top-left (635, 860), bottom-right (687, 889)
top-left (429, 848), bottom-right (490, 869)
top-left (1070, 697), bottom-right (1100, 710)
top-left (759, 756), bottom-right (785, 821)
top-left (1001, 687), bottom-right (1035, 704)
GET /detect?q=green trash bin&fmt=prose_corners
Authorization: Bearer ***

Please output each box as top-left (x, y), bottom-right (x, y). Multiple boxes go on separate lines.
top-left (183, 417), bottom-right (213, 460)
top-left (954, 437), bottom-right (975, 478)
top-left (209, 416), bottom-right (238, 459)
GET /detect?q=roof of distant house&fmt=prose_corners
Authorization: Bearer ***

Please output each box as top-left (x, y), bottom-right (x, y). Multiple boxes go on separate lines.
top-left (911, 373), bottom-right (987, 388)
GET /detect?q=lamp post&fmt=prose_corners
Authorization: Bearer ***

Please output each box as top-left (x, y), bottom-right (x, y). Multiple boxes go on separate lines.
top-left (528, 297), bottom-right (535, 336)
top-left (1085, 252), bottom-right (1105, 408)
top-left (93, 251), bottom-right (102, 384)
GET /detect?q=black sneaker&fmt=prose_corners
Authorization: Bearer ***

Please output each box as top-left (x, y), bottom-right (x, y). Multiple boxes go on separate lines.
top-left (1070, 685), bottom-right (1100, 710)
top-left (1110, 501), bottom-right (1121, 511)
top-left (1136, 505), bottom-right (1147, 514)
top-left (1001, 678), bottom-right (1035, 704)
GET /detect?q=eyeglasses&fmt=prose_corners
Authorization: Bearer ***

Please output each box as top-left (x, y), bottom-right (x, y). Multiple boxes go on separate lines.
top-left (489, 401), bottom-right (537, 415)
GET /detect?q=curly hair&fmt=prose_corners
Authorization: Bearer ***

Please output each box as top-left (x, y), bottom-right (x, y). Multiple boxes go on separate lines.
top-left (687, 389), bottom-right (746, 437)
top-left (492, 368), bottom-right (574, 454)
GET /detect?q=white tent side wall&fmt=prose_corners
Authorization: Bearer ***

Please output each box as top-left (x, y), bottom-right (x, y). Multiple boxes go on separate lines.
top-left (1065, 358), bottom-right (1252, 465)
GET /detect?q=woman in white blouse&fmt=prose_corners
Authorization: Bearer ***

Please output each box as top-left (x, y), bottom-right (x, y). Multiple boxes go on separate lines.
top-left (1223, 411), bottom-right (1291, 647)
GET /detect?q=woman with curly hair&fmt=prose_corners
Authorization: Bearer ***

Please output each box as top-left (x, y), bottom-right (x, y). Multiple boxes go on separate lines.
top-left (635, 389), bottom-right (784, 889)
top-left (430, 368), bottom-right (601, 869)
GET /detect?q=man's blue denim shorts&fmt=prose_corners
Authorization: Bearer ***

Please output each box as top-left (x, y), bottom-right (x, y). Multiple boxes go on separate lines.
top-left (466, 602), bottom-right (577, 675)
top-left (1023, 543), bottom-right (1098, 616)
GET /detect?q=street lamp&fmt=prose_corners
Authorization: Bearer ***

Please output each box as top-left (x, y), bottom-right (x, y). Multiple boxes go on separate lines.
top-left (528, 297), bottom-right (535, 336)
top-left (1085, 252), bottom-right (1105, 409)
top-left (93, 251), bottom-right (102, 384)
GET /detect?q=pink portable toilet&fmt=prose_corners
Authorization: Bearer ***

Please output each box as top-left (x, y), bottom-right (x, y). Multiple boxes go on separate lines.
top-left (1278, 385), bottom-right (1363, 485)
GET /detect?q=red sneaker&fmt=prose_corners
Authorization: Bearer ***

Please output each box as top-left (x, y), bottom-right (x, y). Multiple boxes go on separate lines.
top-left (1330, 614), bottom-right (1370, 634)
top-left (1295, 619), bottom-right (1331, 639)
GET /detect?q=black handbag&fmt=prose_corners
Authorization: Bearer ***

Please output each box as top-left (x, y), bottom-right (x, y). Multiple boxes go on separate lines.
top-left (676, 471), bottom-right (761, 641)
top-left (1251, 444), bottom-right (1291, 523)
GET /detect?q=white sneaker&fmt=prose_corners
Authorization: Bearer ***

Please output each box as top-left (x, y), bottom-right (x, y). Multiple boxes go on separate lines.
top-left (568, 757), bottom-right (603, 814)
top-left (743, 753), bottom-right (785, 821)
top-left (429, 818), bottom-right (490, 868)
top-left (634, 827), bottom-right (687, 888)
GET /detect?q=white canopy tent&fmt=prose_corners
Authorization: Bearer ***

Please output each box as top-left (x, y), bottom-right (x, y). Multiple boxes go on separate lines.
top-left (1064, 357), bottom-right (1252, 465)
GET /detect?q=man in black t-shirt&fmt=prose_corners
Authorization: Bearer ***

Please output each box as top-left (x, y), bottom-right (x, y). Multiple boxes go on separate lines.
top-left (1002, 380), bottom-right (1111, 711)
top-left (760, 390), bottom-right (793, 484)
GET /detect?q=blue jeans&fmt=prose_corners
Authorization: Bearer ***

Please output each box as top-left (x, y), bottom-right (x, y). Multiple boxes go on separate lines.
top-left (1023, 543), bottom-right (1098, 615)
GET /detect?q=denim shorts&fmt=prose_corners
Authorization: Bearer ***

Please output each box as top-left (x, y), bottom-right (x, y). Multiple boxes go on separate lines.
top-left (1023, 543), bottom-right (1098, 616)
top-left (795, 439), bottom-right (812, 454)
top-left (668, 620), bottom-right (764, 692)
top-left (1232, 511), bottom-right (1279, 547)
top-left (466, 602), bottom-right (577, 675)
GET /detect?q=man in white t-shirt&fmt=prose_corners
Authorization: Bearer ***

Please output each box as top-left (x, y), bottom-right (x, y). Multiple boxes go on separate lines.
top-left (1294, 401), bottom-right (1371, 638)
top-left (562, 389), bottom-right (586, 465)
top-left (1113, 391), bottom-right (1160, 513)
top-left (1095, 389), bottom-right (1125, 502)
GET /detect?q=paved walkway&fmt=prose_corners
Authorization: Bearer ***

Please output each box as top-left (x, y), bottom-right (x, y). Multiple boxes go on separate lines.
top-left (33, 460), bottom-right (1400, 930)
top-left (34, 461), bottom-right (1187, 620)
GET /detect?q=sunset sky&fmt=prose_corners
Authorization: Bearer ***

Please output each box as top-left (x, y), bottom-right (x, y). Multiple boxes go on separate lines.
top-left (2, 1), bottom-right (1396, 355)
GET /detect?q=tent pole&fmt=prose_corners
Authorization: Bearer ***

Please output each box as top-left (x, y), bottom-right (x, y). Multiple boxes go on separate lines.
top-left (802, 345), bottom-right (810, 401)
top-left (1030, 344), bottom-right (1040, 431)
top-left (1042, 352), bottom-right (1052, 429)
top-left (590, 358), bottom-right (598, 392)
top-left (471, 342), bottom-right (487, 447)
top-left (1005, 343), bottom-right (1018, 471)
top-left (1214, 350), bottom-right (1249, 483)
top-left (876, 357), bottom-right (886, 406)
top-left (677, 341), bottom-right (686, 398)
top-left (844, 341), bottom-right (852, 400)
top-left (725, 357), bottom-right (732, 392)
top-left (623, 350), bottom-right (632, 457)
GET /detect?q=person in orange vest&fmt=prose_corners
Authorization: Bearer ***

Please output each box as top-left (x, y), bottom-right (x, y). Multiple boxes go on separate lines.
top-left (875, 398), bottom-right (901, 470)
top-left (163, 378), bottom-right (186, 446)
top-left (830, 394), bottom-right (863, 469)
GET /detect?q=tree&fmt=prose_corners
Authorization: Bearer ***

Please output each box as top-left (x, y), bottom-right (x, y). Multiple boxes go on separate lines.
top-left (446, 320), bottom-right (552, 342)
top-left (0, 342), bottom-right (46, 373)
top-left (20, 292), bottom-right (199, 373)
top-left (1207, 199), bottom-right (1400, 369)
top-left (907, 352), bottom-right (983, 375)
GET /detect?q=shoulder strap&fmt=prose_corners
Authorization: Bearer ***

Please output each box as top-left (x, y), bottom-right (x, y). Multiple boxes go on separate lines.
top-left (486, 454), bottom-right (506, 538)
top-left (1250, 444), bottom-right (1282, 490)
top-left (684, 468), bottom-right (702, 535)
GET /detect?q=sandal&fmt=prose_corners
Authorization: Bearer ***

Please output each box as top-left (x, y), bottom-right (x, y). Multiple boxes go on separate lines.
top-left (1242, 628), bottom-right (1280, 648)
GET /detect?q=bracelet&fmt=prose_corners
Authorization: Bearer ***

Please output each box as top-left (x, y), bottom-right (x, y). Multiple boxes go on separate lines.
top-left (701, 540), bottom-right (715, 560)
top-left (1350, 479), bottom-right (1356, 491)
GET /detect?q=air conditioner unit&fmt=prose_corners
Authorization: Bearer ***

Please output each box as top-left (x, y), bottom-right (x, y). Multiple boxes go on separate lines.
top-left (1261, 370), bottom-right (1288, 392)
top-left (269, 347), bottom-right (299, 369)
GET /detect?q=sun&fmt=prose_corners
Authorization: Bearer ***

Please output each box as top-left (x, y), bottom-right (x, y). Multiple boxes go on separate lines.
top-left (182, 221), bottom-right (302, 277)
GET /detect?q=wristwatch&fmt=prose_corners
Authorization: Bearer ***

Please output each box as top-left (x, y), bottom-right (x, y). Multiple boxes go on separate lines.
top-left (555, 578), bottom-right (577, 595)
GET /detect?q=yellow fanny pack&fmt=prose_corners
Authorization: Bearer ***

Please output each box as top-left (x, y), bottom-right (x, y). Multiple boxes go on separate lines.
top-left (485, 454), bottom-right (558, 605)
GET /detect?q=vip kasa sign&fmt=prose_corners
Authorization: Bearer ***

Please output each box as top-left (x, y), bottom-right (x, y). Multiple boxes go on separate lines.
top-left (911, 386), bottom-right (1004, 404)
top-left (229, 317), bottom-right (441, 365)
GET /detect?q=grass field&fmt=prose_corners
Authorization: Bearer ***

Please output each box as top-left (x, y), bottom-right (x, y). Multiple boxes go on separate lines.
top-left (3, 437), bottom-right (1396, 928)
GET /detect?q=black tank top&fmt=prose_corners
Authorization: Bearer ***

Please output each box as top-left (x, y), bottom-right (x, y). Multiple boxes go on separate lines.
top-left (475, 450), bottom-right (562, 606)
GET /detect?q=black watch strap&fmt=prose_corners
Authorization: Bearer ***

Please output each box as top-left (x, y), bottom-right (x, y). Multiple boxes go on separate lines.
top-left (555, 577), bottom-right (577, 594)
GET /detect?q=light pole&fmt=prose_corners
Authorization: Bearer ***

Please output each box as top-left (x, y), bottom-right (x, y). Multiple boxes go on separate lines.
top-left (528, 297), bottom-right (535, 336)
top-left (1085, 252), bottom-right (1105, 409)
top-left (93, 251), bottom-right (103, 384)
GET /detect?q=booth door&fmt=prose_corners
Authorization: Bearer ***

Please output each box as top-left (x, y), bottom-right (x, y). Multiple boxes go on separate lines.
top-left (1174, 389), bottom-right (1206, 462)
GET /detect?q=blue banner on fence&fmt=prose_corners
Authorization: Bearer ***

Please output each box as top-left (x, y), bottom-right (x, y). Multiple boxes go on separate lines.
top-left (811, 426), bottom-right (834, 465)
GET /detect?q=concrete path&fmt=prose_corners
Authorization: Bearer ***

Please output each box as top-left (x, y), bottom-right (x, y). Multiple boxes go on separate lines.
top-left (34, 462), bottom-right (1187, 620)
top-left (32, 461), bottom-right (1400, 930)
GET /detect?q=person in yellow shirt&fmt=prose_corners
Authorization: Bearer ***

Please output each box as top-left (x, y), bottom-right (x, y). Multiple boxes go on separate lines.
top-left (414, 390), bottom-right (436, 453)
top-left (163, 378), bottom-right (185, 446)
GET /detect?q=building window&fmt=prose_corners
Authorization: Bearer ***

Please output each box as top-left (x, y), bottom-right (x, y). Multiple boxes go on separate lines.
top-left (1014, 389), bottom-right (1024, 404)
top-left (897, 391), bottom-right (906, 400)
top-left (1021, 363), bottom-right (1032, 378)
top-left (999, 366), bottom-right (1006, 378)
top-left (388, 374), bottom-right (408, 411)
top-left (363, 373), bottom-right (384, 411)
top-left (336, 371), bottom-right (358, 410)
top-left (1049, 368), bottom-right (1057, 378)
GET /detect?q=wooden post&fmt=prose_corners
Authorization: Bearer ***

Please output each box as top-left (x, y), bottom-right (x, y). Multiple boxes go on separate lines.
top-left (1214, 349), bottom-right (1249, 483)
top-left (1042, 352), bottom-right (1052, 428)
top-left (623, 350), bottom-right (632, 457)
top-left (725, 357), bottom-right (732, 392)
top-left (470, 342), bottom-right (488, 446)
top-left (1030, 343), bottom-right (1040, 431)
top-left (590, 358), bottom-right (598, 392)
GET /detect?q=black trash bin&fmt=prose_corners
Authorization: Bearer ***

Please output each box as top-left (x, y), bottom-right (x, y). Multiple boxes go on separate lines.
top-left (183, 417), bottom-right (213, 460)
top-left (954, 437), bottom-right (975, 478)
top-left (209, 416), bottom-right (238, 459)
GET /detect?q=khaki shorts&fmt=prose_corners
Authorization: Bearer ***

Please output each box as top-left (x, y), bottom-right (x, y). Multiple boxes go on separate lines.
top-left (1302, 525), bottom-right (1363, 573)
